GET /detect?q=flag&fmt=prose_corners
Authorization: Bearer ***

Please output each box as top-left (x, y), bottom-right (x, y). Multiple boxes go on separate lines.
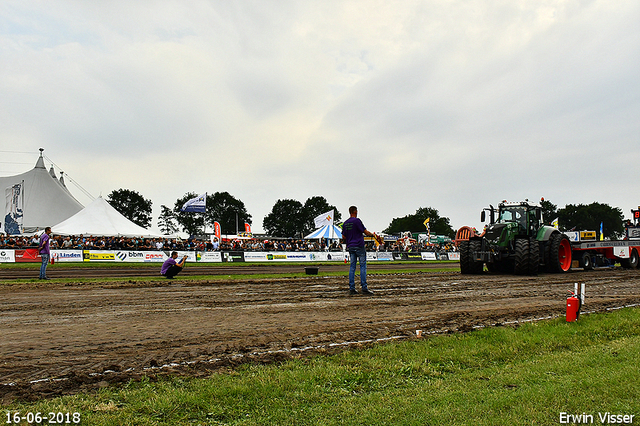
top-left (314, 210), bottom-right (334, 229)
top-left (423, 218), bottom-right (430, 230)
top-left (4, 182), bottom-right (24, 235)
top-left (244, 223), bottom-right (251, 233)
top-left (552, 218), bottom-right (559, 229)
top-left (181, 193), bottom-right (206, 213)
top-left (213, 221), bottom-right (221, 239)
top-left (600, 222), bottom-right (604, 241)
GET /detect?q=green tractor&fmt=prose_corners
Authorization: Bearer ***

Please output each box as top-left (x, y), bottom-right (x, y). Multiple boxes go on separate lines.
top-left (457, 201), bottom-right (572, 275)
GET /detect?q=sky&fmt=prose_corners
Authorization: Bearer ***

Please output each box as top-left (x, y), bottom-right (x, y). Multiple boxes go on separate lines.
top-left (1, 0), bottom-right (639, 235)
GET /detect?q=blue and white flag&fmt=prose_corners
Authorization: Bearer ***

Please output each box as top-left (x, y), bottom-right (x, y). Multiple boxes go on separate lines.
top-left (599, 221), bottom-right (604, 241)
top-left (181, 193), bottom-right (207, 213)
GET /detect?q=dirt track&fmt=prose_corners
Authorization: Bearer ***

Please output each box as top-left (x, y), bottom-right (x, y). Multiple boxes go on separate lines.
top-left (2, 265), bottom-right (640, 404)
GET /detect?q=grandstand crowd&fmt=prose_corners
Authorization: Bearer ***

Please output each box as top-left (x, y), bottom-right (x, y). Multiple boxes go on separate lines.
top-left (0, 234), bottom-right (456, 252)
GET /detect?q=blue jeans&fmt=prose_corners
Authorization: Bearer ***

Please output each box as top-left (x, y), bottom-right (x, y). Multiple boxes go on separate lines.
top-left (348, 246), bottom-right (367, 291)
top-left (40, 253), bottom-right (49, 279)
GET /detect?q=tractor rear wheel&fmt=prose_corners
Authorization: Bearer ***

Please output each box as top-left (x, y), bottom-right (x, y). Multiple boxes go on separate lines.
top-left (547, 233), bottom-right (572, 273)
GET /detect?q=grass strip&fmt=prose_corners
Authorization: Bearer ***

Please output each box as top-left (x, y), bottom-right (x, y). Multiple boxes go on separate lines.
top-left (5, 307), bottom-right (640, 425)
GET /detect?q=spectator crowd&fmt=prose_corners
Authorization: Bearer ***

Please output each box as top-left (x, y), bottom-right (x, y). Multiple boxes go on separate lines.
top-left (0, 234), bottom-right (456, 253)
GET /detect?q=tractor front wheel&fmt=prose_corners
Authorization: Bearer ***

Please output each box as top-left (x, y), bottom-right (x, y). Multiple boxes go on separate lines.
top-left (514, 238), bottom-right (530, 275)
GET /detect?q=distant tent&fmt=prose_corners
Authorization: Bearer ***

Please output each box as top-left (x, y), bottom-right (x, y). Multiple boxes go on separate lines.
top-left (0, 150), bottom-right (83, 233)
top-left (52, 196), bottom-right (163, 238)
top-left (304, 223), bottom-right (342, 240)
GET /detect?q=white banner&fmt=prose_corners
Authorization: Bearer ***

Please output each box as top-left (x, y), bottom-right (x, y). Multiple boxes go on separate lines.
top-left (377, 252), bottom-right (394, 261)
top-left (114, 251), bottom-right (168, 262)
top-left (447, 252), bottom-right (460, 261)
top-left (199, 251), bottom-right (222, 262)
top-left (4, 182), bottom-right (24, 235)
top-left (51, 250), bottom-right (83, 262)
top-left (421, 252), bottom-right (438, 260)
top-left (0, 249), bottom-right (15, 263)
top-left (243, 252), bottom-right (333, 262)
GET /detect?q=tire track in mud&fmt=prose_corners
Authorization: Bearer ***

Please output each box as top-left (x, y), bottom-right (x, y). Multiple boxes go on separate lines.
top-left (2, 268), bottom-right (640, 403)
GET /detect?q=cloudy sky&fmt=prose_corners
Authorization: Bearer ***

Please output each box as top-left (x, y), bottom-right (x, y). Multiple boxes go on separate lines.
top-left (2, 0), bottom-right (639, 234)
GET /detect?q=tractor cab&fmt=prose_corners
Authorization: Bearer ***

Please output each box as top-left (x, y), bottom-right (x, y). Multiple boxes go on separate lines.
top-left (481, 201), bottom-right (543, 246)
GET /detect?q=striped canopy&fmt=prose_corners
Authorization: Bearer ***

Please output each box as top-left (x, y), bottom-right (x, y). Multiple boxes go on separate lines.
top-left (304, 223), bottom-right (342, 240)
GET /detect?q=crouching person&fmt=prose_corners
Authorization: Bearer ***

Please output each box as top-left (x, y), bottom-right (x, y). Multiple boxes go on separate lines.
top-left (161, 251), bottom-right (187, 279)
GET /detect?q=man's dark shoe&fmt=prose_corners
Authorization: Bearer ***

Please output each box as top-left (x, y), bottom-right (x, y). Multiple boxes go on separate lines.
top-left (361, 289), bottom-right (374, 295)
top-left (349, 289), bottom-right (359, 295)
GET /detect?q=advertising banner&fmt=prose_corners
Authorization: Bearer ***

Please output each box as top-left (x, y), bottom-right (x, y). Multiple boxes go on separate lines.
top-left (406, 253), bottom-right (424, 261)
top-left (421, 252), bottom-right (437, 261)
top-left (199, 251), bottom-right (222, 263)
top-left (51, 250), bottom-right (83, 262)
top-left (447, 252), bottom-right (460, 261)
top-left (393, 253), bottom-right (407, 261)
top-left (223, 251), bottom-right (245, 262)
top-left (15, 249), bottom-right (41, 263)
top-left (175, 251), bottom-right (198, 262)
top-left (0, 249), bottom-right (15, 263)
top-left (114, 251), bottom-right (168, 262)
top-left (325, 251), bottom-right (345, 262)
top-left (376, 252), bottom-right (394, 261)
top-left (83, 250), bottom-right (116, 262)
top-left (243, 252), bottom-right (336, 262)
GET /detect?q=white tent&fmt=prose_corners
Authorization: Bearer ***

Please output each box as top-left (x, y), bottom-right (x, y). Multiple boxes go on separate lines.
top-left (0, 150), bottom-right (83, 233)
top-left (52, 196), bottom-right (164, 237)
top-left (304, 223), bottom-right (342, 240)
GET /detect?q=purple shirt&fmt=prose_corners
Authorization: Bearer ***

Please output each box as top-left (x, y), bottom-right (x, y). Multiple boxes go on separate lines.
top-left (342, 217), bottom-right (366, 248)
top-left (161, 257), bottom-right (177, 275)
top-left (39, 233), bottom-right (50, 255)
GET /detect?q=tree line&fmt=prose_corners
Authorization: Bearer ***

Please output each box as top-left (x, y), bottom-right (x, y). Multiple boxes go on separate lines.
top-left (106, 189), bottom-right (629, 239)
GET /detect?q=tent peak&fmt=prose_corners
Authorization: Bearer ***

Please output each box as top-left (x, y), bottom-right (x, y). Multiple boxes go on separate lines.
top-left (35, 149), bottom-right (46, 169)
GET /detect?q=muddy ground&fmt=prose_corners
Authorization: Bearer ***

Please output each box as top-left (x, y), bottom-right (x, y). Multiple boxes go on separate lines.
top-left (2, 265), bottom-right (640, 404)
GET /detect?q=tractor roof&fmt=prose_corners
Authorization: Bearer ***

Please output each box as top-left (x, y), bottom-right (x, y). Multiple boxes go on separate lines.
top-left (498, 200), bottom-right (541, 209)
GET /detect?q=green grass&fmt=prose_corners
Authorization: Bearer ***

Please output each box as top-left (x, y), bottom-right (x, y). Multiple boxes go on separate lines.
top-left (5, 308), bottom-right (640, 425)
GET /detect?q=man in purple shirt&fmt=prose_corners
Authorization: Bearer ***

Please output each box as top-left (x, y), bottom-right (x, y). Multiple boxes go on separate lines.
top-left (161, 251), bottom-right (187, 279)
top-left (341, 206), bottom-right (375, 295)
top-left (38, 227), bottom-right (52, 280)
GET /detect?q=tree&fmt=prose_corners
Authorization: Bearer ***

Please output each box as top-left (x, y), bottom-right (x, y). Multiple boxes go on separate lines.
top-left (173, 192), bottom-right (206, 236)
top-left (557, 202), bottom-right (624, 239)
top-left (383, 207), bottom-right (455, 238)
top-left (204, 192), bottom-right (252, 235)
top-left (107, 189), bottom-right (152, 228)
top-left (539, 198), bottom-right (558, 226)
top-left (157, 204), bottom-right (179, 235)
top-left (302, 196), bottom-right (342, 235)
top-left (263, 199), bottom-right (305, 237)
